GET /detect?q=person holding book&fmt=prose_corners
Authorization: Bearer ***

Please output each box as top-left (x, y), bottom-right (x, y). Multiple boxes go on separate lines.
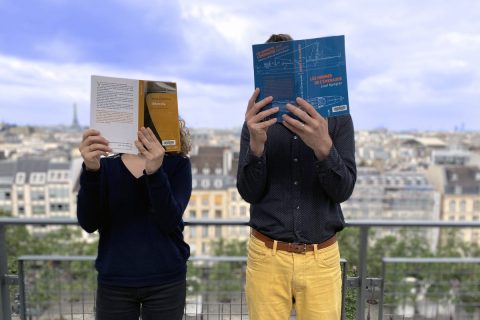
top-left (237, 34), bottom-right (357, 319)
top-left (77, 121), bottom-right (192, 320)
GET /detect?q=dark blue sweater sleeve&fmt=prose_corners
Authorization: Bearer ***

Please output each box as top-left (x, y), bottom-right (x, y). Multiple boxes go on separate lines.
top-left (76, 164), bottom-right (105, 233)
top-left (145, 156), bottom-right (192, 233)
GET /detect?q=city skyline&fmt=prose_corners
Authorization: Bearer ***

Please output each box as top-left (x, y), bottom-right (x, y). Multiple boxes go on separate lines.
top-left (0, 0), bottom-right (479, 131)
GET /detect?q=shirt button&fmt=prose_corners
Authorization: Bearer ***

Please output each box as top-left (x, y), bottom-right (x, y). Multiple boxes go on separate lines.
top-left (293, 135), bottom-right (298, 140)
top-left (294, 181), bottom-right (298, 185)
top-left (296, 206), bottom-right (300, 210)
top-left (293, 158), bottom-right (298, 162)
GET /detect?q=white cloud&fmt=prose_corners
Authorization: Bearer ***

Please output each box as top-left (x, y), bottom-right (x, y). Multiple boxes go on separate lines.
top-left (0, 53), bottom-right (250, 129)
top-left (1, 0), bottom-right (479, 130)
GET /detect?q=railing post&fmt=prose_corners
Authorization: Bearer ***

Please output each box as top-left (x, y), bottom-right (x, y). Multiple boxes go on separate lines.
top-left (356, 225), bottom-right (369, 320)
top-left (18, 260), bottom-right (26, 320)
top-left (0, 223), bottom-right (12, 320)
top-left (379, 259), bottom-right (386, 320)
top-left (340, 260), bottom-right (347, 320)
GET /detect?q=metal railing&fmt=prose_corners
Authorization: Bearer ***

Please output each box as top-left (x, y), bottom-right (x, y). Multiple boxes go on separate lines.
top-left (14, 255), bottom-right (350, 320)
top-left (381, 257), bottom-right (480, 319)
top-left (1, 218), bottom-right (480, 320)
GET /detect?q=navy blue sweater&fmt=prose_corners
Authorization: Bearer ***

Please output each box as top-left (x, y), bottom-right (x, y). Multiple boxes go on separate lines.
top-left (77, 154), bottom-right (192, 287)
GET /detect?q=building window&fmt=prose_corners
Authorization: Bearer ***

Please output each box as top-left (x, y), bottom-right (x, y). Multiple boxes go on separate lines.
top-left (459, 200), bottom-right (466, 213)
top-left (214, 195), bottom-right (222, 206)
top-left (32, 205), bottom-right (46, 215)
top-left (449, 200), bottom-right (456, 213)
top-left (189, 227), bottom-right (196, 238)
top-left (31, 189), bottom-right (45, 201)
top-left (201, 179), bottom-right (210, 188)
top-left (215, 210), bottom-right (222, 218)
top-left (201, 196), bottom-right (209, 206)
top-left (18, 206), bottom-right (25, 215)
top-left (240, 206), bottom-right (247, 217)
top-left (231, 192), bottom-right (237, 201)
top-left (202, 226), bottom-right (209, 238)
top-left (215, 226), bottom-right (222, 237)
top-left (16, 172), bottom-right (26, 184)
top-left (50, 203), bottom-right (70, 212)
top-left (201, 210), bottom-right (209, 219)
top-left (0, 190), bottom-right (11, 200)
top-left (454, 186), bottom-right (462, 195)
top-left (0, 204), bottom-right (12, 213)
top-left (49, 186), bottom-right (69, 199)
top-left (474, 200), bottom-right (480, 212)
top-left (214, 179), bottom-right (222, 188)
top-left (189, 210), bottom-right (196, 219)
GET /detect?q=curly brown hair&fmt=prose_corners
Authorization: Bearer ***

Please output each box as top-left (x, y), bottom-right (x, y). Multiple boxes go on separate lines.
top-left (177, 117), bottom-right (191, 156)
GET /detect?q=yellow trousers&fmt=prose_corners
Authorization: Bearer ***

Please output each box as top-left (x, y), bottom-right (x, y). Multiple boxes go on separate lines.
top-left (245, 234), bottom-right (342, 320)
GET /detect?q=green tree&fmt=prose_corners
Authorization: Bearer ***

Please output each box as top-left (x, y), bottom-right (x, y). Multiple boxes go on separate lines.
top-left (208, 238), bottom-right (246, 302)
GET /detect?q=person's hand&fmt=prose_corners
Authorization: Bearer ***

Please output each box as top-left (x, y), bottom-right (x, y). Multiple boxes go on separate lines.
top-left (282, 97), bottom-right (332, 160)
top-left (135, 127), bottom-right (165, 175)
top-left (79, 129), bottom-right (111, 171)
top-left (245, 88), bottom-right (279, 156)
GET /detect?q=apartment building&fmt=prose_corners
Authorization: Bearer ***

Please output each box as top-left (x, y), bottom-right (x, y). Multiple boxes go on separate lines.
top-left (186, 146), bottom-right (249, 255)
top-left (427, 165), bottom-right (480, 245)
top-left (342, 167), bottom-right (441, 247)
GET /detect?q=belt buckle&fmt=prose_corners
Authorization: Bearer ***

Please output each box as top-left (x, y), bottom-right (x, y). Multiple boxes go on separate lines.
top-left (290, 242), bottom-right (307, 254)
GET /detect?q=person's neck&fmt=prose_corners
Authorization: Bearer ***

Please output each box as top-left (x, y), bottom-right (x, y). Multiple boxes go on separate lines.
top-left (121, 153), bottom-right (146, 178)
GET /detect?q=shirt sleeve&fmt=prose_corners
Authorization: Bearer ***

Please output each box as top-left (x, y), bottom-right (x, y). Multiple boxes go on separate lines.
top-left (315, 115), bottom-right (357, 203)
top-left (236, 122), bottom-right (268, 204)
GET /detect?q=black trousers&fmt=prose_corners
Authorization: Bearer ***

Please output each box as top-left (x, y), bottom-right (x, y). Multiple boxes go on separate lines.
top-left (95, 280), bottom-right (186, 320)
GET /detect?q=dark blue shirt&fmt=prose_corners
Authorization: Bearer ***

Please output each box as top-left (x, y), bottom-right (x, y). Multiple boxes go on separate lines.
top-left (77, 154), bottom-right (192, 287)
top-left (236, 115), bottom-right (356, 244)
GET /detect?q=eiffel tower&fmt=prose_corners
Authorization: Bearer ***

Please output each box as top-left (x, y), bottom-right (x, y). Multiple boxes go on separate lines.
top-left (71, 102), bottom-right (80, 129)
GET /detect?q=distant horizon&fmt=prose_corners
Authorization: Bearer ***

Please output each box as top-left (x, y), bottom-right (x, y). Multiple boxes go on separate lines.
top-left (1, 119), bottom-right (478, 134)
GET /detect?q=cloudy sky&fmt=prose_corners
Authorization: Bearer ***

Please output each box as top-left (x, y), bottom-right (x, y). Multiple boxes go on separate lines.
top-left (0, 0), bottom-right (479, 131)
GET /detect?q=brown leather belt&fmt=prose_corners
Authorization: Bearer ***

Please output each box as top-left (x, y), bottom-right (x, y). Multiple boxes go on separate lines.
top-left (251, 229), bottom-right (336, 254)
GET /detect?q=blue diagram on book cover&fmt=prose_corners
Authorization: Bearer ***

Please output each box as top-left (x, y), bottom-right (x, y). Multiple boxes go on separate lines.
top-left (252, 35), bottom-right (349, 120)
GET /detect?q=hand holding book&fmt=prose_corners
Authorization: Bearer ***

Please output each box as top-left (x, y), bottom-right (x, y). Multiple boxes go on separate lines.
top-left (281, 97), bottom-right (332, 160)
top-left (135, 127), bottom-right (165, 175)
top-left (245, 88), bottom-right (278, 157)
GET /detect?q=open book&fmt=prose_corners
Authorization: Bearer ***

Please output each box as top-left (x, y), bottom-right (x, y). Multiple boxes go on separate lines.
top-left (90, 75), bottom-right (181, 154)
top-left (252, 35), bottom-right (350, 120)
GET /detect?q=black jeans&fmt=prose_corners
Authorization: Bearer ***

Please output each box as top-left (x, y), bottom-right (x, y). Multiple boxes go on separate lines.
top-left (95, 280), bottom-right (186, 320)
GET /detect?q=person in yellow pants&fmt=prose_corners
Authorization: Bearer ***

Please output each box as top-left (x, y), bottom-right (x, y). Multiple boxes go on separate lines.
top-left (236, 34), bottom-right (356, 320)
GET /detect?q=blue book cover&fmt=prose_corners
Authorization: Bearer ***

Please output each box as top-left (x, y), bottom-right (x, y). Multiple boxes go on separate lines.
top-left (252, 35), bottom-right (349, 120)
